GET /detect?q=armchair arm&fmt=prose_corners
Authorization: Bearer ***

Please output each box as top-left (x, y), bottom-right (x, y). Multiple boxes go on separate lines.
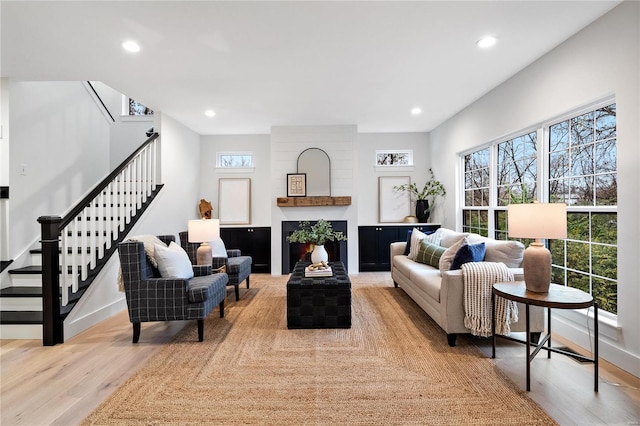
top-left (125, 278), bottom-right (191, 321)
top-left (193, 265), bottom-right (212, 277)
top-left (226, 249), bottom-right (241, 258)
top-left (212, 257), bottom-right (228, 270)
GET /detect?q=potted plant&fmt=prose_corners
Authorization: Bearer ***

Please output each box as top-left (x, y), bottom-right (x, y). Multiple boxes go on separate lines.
top-left (286, 219), bottom-right (347, 263)
top-left (393, 168), bottom-right (446, 223)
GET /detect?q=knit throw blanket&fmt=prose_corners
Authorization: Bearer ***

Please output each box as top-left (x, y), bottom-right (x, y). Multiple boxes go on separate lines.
top-left (462, 262), bottom-right (518, 337)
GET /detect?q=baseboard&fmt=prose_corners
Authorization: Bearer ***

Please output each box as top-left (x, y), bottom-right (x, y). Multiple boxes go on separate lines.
top-left (552, 312), bottom-right (640, 378)
top-left (64, 298), bottom-right (127, 340)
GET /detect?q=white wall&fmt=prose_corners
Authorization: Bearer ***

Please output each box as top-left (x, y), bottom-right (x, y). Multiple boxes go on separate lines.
top-left (7, 81), bottom-right (110, 265)
top-left (428, 2), bottom-right (639, 376)
top-left (89, 81), bottom-right (155, 168)
top-left (1, 79), bottom-right (10, 265)
top-left (199, 134), bottom-right (271, 225)
top-left (356, 132), bottom-right (434, 225)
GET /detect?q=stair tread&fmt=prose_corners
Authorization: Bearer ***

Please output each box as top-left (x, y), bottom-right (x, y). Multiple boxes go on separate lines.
top-left (0, 287), bottom-right (42, 297)
top-left (8, 265), bottom-right (42, 274)
top-left (0, 311), bottom-right (43, 324)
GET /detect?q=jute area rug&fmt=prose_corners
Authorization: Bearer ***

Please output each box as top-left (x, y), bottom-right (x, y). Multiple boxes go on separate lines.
top-left (84, 273), bottom-right (556, 425)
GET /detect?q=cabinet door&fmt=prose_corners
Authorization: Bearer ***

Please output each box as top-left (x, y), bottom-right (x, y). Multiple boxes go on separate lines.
top-left (358, 227), bottom-right (379, 271)
top-left (220, 227), bottom-right (271, 273)
top-left (247, 227), bottom-right (271, 273)
top-left (376, 227), bottom-right (402, 271)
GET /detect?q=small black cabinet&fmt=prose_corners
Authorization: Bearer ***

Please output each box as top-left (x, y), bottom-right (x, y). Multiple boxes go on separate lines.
top-left (219, 227), bottom-right (271, 273)
top-left (358, 224), bottom-right (440, 272)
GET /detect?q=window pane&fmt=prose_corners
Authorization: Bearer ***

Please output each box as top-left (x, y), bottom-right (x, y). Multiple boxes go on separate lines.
top-left (591, 213), bottom-right (617, 244)
top-left (592, 244), bottom-right (617, 280)
top-left (567, 270), bottom-right (590, 293)
top-left (592, 277), bottom-right (617, 315)
top-left (595, 174), bottom-right (617, 206)
top-left (571, 111), bottom-right (594, 145)
top-left (549, 178), bottom-right (568, 203)
top-left (571, 144), bottom-right (594, 176)
top-left (570, 176), bottom-right (594, 206)
top-left (550, 121), bottom-right (569, 151)
top-left (567, 241), bottom-right (590, 272)
top-left (549, 239), bottom-right (565, 266)
top-left (595, 104), bottom-right (616, 141)
top-left (595, 139), bottom-right (616, 173)
top-left (567, 212), bottom-right (589, 240)
top-left (550, 151), bottom-right (569, 178)
top-left (552, 266), bottom-right (566, 286)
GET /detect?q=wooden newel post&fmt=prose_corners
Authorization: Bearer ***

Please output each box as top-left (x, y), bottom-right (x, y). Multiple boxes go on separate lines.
top-left (38, 215), bottom-right (63, 346)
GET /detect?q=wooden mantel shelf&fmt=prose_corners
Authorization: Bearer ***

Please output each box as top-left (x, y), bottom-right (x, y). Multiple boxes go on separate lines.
top-left (277, 196), bottom-right (352, 207)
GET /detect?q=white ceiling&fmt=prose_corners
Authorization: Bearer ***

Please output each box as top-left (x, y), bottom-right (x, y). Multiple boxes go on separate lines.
top-left (1, 1), bottom-right (620, 135)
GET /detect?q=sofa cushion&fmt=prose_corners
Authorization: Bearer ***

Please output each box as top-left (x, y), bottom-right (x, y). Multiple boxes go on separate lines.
top-left (450, 242), bottom-right (487, 270)
top-left (437, 228), bottom-right (469, 248)
top-left (409, 267), bottom-right (442, 302)
top-left (415, 240), bottom-right (446, 268)
top-left (467, 234), bottom-right (525, 268)
top-left (439, 236), bottom-right (468, 272)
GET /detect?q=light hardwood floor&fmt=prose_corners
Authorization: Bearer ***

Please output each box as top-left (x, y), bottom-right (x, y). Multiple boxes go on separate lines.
top-left (1, 275), bottom-right (638, 426)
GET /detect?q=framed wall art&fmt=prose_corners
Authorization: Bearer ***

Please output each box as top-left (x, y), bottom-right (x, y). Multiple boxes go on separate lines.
top-left (378, 176), bottom-right (411, 223)
top-left (287, 173), bottom-right (307, 197)
top-left (218, 178), bottom-right (251, 225)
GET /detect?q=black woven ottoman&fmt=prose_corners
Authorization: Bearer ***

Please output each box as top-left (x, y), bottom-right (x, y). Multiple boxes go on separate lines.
top-left (286, 261), bottom-right (351, 329)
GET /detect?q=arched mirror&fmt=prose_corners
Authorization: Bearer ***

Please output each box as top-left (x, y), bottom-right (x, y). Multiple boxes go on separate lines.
top-left (297, 148), bottom-right (331, 196)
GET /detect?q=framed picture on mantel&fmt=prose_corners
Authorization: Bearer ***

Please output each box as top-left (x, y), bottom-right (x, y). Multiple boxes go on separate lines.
top-left (378, 176), bottom-right (411, 223)
top-left (287, 173), bottom-right (307, 197)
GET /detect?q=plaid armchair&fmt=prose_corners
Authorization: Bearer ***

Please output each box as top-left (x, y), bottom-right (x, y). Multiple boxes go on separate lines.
top-left (179, 231), bottom-right (252, 301)
top-left (118, 235), bottom-right (228, 343)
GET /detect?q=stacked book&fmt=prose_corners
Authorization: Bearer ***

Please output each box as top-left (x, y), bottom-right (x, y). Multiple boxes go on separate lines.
top-left (305, 265), bottom-right (333, 277)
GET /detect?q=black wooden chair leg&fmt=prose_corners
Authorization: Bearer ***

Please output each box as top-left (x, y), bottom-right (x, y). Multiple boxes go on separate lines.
top-left (394, 281), bottom-right (399, 288)
top-left (132, 322), bottom-right (141, 343)
top-left (234, 284), bottom-right (240, 301)
top-left (219, 300), bottom-right (225, 318)
top-left (197, 320), bottom-right (204, 342)
top-left (447, 333), bottom-right (457, 347)
top-left (246, 275), bottom-right (250, 289)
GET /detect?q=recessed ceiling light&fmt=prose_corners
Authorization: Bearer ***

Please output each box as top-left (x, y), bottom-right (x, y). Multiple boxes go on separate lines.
top-left (205, 110), bottom-right (216, 117)
top-left (411, 107), bottom-right (422, 115)
top-left (122, 40), bottom-right (140, 53)
top-left (477, 36), bottom-right (497, 48)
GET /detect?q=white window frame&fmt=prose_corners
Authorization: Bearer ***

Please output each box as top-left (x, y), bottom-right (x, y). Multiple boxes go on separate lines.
top-left (215, 152), bottom-right (255, 173)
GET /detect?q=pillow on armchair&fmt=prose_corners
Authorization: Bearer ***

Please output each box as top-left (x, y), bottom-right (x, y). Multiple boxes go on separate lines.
top-left (154, 242), bottom-right (194, 279)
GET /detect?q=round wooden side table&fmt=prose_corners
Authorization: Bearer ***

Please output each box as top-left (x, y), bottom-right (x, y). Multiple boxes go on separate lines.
top-left (492, 281), bottom-right (598, 392)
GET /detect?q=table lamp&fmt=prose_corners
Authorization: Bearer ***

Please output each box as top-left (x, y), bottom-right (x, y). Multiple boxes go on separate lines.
top-left (507, 202), bottom-right (567, 293)
top-left (188, 219), bottom-right (220, 265)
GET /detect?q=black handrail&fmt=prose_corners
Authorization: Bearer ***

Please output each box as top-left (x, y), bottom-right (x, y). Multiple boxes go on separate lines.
top-left (60, 133), bottom-right (159, 230)
top-left (86, 81), bottom-right (116, 123)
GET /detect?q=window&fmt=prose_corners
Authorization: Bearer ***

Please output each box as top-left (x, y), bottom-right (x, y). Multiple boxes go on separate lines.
top-left (128, 99), bottom-right (153, 116)
top-left (549, 104), bottom-right (617, 314)
top-left (459, 102), bottom-right (618, 314)
top-left (462, 148), bottom-right (490, 236)
top-left (217, 152), bottom-right (254, 168)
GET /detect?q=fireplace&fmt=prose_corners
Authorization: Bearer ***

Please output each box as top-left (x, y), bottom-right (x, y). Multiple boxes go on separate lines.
top-left (282, 220), bottom-right (348, 273)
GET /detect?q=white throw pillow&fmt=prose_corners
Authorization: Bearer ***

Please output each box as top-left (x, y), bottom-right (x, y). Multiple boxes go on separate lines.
top-left (154, 241), bottom-right (194, 279)
top-left (408, 228), bottom-right (427, 261)
top-left (210, 239), bottom-right (228, 258)
top-left (439, 236), bottom-right (468, 272)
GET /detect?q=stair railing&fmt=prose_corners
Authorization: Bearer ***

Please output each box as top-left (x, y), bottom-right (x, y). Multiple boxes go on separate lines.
top-left (38, 133), bottom-right (161, 345)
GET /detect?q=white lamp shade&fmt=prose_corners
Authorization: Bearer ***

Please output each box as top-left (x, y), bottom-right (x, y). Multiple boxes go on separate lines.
top-left (188, 219), bottom-right (220, 243)
top-left (507, 203), bottom-right (567, 240)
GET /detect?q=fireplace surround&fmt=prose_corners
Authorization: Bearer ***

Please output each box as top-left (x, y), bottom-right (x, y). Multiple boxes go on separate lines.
top-left (281, 220), bottom-right (348, 273)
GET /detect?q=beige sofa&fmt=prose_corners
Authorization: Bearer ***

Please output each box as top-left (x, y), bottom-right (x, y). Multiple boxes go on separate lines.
top-left (391, 228), bottom-right (543, 346)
